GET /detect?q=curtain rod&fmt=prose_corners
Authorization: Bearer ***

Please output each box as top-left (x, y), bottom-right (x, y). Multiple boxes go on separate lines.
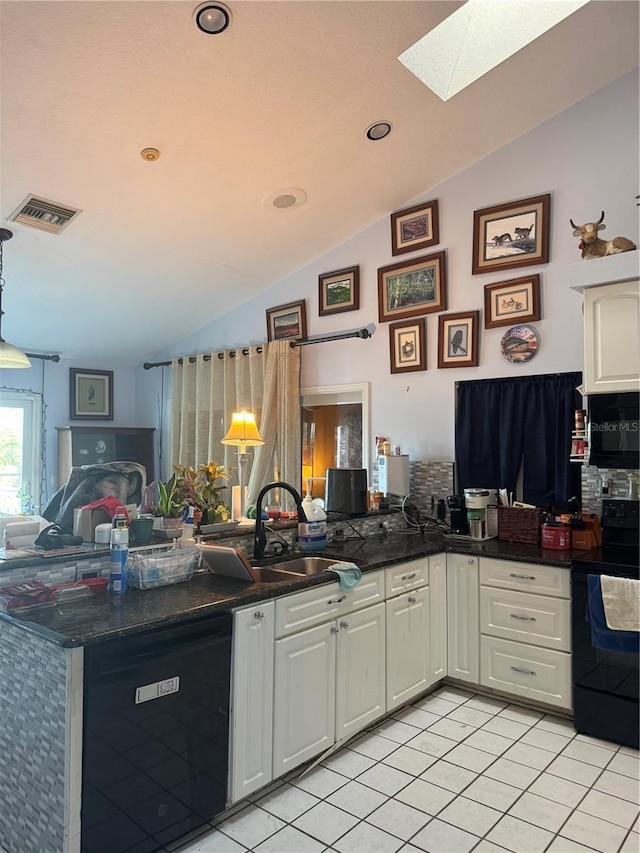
top-left (143, 346), bottom-right (264, 370)
top-left (25, 353), bottom-right (60, 362)
top-left (290, 328), bottom-right (372, 347)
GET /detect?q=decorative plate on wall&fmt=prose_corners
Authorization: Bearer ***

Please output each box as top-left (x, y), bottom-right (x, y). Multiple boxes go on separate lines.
top-left (500, 324), bottom-right (539, 363)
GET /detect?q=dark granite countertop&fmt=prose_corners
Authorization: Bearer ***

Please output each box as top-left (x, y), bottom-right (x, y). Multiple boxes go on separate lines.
top-left (1, 530), bottom-right (589, 648)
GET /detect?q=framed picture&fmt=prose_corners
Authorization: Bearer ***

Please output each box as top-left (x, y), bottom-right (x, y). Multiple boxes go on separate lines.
top-left (318, 266), bottom-right (359, 316)
top-left (70, 368), bottom-right (114, 420)
top-left (484, 274), bottom-right (541, 329)
top-left (266, 299), bottom-right (307, 342)
top-left (472, 193), bottom-right (551, 275)
top-left (390, 199), bottom-right (439, 256)
top-left (378, 250), bottom-right (447, 323)
top-left (437, 311), bottom-right (480, 369)
top-left (389, 318), bottom-right (427, 374)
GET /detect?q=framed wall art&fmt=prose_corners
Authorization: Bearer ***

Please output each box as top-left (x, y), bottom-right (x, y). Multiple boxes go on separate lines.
top-left (484, 274), bottom-right (541, 329)
top-left (390, 199), bottom-right (439, 256)
top-left (472, 193), bottom-right (550, 275)
top-left (318, 266), bottom-right (359, 316)
top-left (70, 368), bottom-right (114, 420)
top-left (378, 250), bottom-right (447, 323)
top-left (266, 300), bottom-right (307, 342)
top-left (389, 318), bottom-right (427, 374)
top-left (437, 311), bottom-right (479, 369)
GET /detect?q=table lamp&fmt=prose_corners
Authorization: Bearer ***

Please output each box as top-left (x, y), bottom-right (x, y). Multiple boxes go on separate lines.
top-left (221, 411), bottom-right (265, 519)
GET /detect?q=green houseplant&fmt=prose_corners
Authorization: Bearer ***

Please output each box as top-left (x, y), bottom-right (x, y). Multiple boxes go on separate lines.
top-left (173, 461), bottom-right (233, 523)
top-left (152, 474), bottom-right (185, 532)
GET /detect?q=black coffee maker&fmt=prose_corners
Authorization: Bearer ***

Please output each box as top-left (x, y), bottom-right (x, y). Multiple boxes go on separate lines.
top-left (447, 495), bottom-right (469, 535)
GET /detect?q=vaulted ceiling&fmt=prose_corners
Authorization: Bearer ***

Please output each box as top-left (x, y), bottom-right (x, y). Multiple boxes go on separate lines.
top-left (1, 1), bottom-right (638, 364)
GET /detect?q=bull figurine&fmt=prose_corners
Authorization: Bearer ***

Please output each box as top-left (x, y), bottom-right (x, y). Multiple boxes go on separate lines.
top-left (570, 211), bottom-right (636, 259)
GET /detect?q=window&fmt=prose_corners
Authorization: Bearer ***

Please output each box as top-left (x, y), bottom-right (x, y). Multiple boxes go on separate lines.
top-left (0, 390), bottom-right (42, 514)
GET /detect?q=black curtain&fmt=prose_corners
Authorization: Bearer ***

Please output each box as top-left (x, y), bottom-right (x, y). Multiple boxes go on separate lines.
top-left (455, 373), bottom-right (582, 508)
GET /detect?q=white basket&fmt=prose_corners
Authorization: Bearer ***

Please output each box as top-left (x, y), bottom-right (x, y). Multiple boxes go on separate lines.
top-left (127, 542), bottom-right (199, 589)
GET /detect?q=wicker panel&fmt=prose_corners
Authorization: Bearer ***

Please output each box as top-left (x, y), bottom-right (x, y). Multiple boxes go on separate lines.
top-left (497, 506), bottom-right (543, 544)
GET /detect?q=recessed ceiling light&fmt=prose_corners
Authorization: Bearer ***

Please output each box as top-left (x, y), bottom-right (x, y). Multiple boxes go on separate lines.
top-left (140, 147), bottom-right (160, 161)
top-left (365, 122), bottom-right (392, 141)
top-left (263, 188), bottom-right (307, 212)
top-left (398, 0), bottom-right (590, 101)
top-left (194, 2), bottom-right (231, 35)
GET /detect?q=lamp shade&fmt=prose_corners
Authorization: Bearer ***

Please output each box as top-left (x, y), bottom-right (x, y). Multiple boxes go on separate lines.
top-left (0, 341), bottom-right (31, 368)
top-left (221, 411), bottom-right (265, 447)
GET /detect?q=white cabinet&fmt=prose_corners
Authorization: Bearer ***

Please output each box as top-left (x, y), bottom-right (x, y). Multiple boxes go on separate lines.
top-left (273, 575), bottom-right (386, 778)
top-left (446, 554), bottom-right (479, 684)
top-left (583, 278), bottom-right (640, 394)
top-left (428, 552), bottom-right (448, 683)
top-left (386, 585), bottom-right (430, 711)
top-left (229, 602), bottom-right (275, 803)
top-left (479, 558), bottom-right (571, 710)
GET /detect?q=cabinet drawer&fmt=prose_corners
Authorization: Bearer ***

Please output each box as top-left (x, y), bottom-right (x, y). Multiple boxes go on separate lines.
top-left (385, 558), bottom-right (429, 598)
top-left (480, 636), bottom-right (571, 710)
top-left (275, 570), bottom-right (384, 638)
top-left (480, 587), bottom-right (570, 652)
top-left (480, 558), bottom-right (570, 599)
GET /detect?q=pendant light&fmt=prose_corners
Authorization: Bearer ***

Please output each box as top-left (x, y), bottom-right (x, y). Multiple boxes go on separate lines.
top-left (0, 229), bottom-right (31, 369)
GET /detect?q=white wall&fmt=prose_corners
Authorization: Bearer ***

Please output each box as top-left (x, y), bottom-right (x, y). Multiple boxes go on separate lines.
top-left (149, 71), bottom-right (638, 467)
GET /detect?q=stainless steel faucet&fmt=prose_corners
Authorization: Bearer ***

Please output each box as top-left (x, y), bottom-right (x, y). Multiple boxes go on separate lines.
top-left (254, 481), bottom-right (306, 560)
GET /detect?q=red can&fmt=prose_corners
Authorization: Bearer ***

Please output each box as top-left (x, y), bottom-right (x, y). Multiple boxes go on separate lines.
top-left (541, 523), bottom-right (571, 550)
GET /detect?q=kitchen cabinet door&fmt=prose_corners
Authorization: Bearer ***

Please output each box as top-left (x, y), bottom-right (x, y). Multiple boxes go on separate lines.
top-left (584, 280), bottom-right (640, 393)
top-left (447, 554), bottom-right (479, 684)
top-left (428, 552), bottom-right (447, 685)
top-left (273, 621), bottom-right (336, 777)
top-left (336, 602), bottom-right (386, 742)
top-left (386, 586), bottom-right (430, 711)
top-left (229, 602), bottom-right (275, 803)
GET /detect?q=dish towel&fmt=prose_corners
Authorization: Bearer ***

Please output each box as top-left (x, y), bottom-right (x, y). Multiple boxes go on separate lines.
top-left (586, 575), bottom-right (640, 654)
top-left (600, 575), bottom-right (640, 631)
top-left (323, 562), bottom-right (362, 590)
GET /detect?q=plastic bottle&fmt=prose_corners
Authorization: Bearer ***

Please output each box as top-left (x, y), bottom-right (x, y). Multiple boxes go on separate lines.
top-left (181, 505), bottom-right (196, 544)
top-left (109, 525), bottom-right (129, 593)
top-left (298, 479), bottom-right (327, 552)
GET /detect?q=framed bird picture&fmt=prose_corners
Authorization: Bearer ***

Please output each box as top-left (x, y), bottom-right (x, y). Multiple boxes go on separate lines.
top-left (437, 311), bottom-right (480, 369)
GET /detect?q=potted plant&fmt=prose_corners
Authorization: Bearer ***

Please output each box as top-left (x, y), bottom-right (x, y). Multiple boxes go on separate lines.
top-left (173, 460), bottom-right (233, 524)
top-left (152, 474), bottom-right (185, 533)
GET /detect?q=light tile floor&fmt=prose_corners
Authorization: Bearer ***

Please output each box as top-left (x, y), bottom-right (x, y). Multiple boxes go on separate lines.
top-left (175, 687), bottom-right (640, 853)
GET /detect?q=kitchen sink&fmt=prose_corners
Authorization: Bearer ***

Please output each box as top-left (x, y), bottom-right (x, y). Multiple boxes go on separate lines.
top-left (266, 556), bottom-right (344, 575)
top-left (249, 567), bottom-right (303, 583)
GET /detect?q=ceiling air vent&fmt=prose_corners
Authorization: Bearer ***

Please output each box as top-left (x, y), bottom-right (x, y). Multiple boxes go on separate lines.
top-left (9, 194), bottom-right (81, 234)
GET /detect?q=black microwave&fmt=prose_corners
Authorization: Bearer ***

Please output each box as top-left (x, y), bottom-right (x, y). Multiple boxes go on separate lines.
top-left (588, 392), bottom-right (639, 469)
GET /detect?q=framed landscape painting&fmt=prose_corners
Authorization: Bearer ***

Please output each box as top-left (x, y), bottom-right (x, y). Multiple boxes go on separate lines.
top-left (484, 274), bottom-right (541, 329)
top-left (266, 300), bottom-right (307, 342)
top-left (389, 318), bottom-right (427, 374)
top-left (472, 193), bottom-right (551, 275)
top-left (390, 199), bottom-right (439, 256)
top-left (318, 266), bottom-right (359, 316)
top-left (378, 250), bottom-right (447, 323)
top-left (437, 311), bottom-right (479, 369)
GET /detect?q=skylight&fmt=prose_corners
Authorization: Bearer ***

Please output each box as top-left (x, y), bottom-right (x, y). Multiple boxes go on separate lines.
top-left (398, 0), bottom-right (590, 101)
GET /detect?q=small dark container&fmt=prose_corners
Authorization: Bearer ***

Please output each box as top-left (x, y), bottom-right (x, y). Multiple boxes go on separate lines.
top-left (325, 468), bottom-right (368, 516)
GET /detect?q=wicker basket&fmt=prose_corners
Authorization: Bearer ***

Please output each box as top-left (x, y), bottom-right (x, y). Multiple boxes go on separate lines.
top-left (497, 506), bottom-right (543, 545)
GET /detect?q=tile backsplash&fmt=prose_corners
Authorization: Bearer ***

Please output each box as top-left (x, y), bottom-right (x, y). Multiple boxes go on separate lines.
top-left (581, 464), bottom-right (640, 515)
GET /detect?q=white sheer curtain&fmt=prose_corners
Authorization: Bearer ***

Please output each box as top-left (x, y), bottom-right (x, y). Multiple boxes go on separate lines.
top-left (170, 341), bottom-right (301, 501)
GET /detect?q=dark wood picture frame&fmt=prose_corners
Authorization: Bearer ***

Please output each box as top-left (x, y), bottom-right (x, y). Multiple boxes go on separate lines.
top-left (472, 193), bottom-right (551, 275)
top-left (390, 199), bottom-right (439, 256)
top-left (70, 368), bottom-right (114, 420)
top-left (318, 266), bottom-right (360, 316)
top-left (437, 311), bottom-right (480, 369)
top-left (389, 318), bottom-right (427, 374)
top-left (266, 300), bottom-right (307, 342)
top-left (484, 274), bottom-right (542, 329)
top-left (378, 250), bottom-right (447, 323)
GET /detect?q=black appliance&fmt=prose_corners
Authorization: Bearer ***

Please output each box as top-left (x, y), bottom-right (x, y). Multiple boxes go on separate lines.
top-left (81, 612), bottom-right (232, 853)
top-left (571, 499), bottom-right (639, 748)
top-left (447, 495), bottom-right (469, 535)
top-left (588, 392), bottom-right (639, 470)
top-left (325, 468), bottom-right (368, 516)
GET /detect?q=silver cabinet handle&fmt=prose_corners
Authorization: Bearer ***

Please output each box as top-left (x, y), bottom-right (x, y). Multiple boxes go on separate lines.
top-left (254, 610), bottom-right (264, 620)
top-left (408, 595), bottom-right (417, 604)
top-left (467, 559), bottom-right (475, 565)
top-left (510, 613), bottom-right (536, 622)
top-left (340, 620), bottom-right (349, 629)
top-left (510, 665), bottom-right (537, 676)
top-left (330, 625), bottom-right (339, 635)
top-left (509, 573), bottom-right (536, 581)
top-left (401, 572), bottom-right (417, 580)
top-left (328, 595), bottom-right (347, 604)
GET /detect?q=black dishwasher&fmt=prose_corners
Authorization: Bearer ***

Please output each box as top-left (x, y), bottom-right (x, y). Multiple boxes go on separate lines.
top-left (81, 612), bottom-right (232, 853)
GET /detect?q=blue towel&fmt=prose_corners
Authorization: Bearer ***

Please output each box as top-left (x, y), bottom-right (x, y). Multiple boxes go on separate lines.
top-left (323, 562), bottom-right (362, 590)
top-left (586, 574), bottom-right (640, 655)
